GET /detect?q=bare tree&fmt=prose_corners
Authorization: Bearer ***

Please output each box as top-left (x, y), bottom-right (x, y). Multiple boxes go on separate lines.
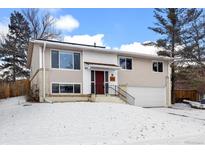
top-left (22, 9), bottom-right (61, 40)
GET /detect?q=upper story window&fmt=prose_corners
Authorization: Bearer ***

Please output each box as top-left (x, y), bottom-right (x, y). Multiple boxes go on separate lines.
top-left (51, 50), bottom-right (80, 70)
top-left (119, 57), bottom-right (132, 70)
top-left (153, 61), bottom-right (163, 72)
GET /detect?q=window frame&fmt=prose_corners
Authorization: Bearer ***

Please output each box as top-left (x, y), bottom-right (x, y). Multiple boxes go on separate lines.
top-left (50, 49), bottom-right (81, 71)
top-left (118, 56), bottom-right (133, 70)
top-left (51, 82), bottom-right (82, 94)
top-left (152, 61), bottom-right (164, 73)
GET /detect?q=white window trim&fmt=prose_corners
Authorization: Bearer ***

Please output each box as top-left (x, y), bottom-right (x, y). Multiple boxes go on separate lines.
top-left (50, 49), bottom-right (81, 71)
top-left (152, 61), bottom-right (164, 73)
top-left (51, 82), bottom-right (82, 95)
top-left (91, 70), bottom-right (109, 94)
top-left (118, 56), bottom-right (133, 70)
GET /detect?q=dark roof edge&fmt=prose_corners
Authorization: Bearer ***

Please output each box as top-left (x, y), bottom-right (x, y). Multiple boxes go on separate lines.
top-left (36, 39), bottom-right (106, 49)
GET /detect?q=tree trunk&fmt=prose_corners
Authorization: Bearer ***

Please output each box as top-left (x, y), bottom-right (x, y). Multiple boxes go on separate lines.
top-left (12, 54), bottom-right (16, 82)
top-left (171, 29), bottom-right (175, 104)
top-left (171, 64), bottom-right (175, 104)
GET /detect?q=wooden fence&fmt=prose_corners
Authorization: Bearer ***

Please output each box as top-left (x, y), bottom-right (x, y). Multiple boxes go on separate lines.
top-left (174, 90), bottom-right (200, 103)
top-left (0, 79), bottom-right (30, 99)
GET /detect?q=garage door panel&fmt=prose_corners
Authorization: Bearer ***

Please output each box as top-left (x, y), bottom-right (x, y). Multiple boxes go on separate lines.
top-left (127, 87), bottom-right (166, 107)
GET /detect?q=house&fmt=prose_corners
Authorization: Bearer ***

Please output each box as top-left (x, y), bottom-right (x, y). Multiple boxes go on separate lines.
top-left (27, 39), bottom-right (172, 107)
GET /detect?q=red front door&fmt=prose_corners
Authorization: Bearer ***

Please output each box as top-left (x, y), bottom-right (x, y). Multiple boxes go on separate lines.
top-left (95, 71), bottom-right (104, 94)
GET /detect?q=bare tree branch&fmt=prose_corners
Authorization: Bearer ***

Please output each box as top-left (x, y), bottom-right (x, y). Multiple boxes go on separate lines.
top-left (22, 8), bottom-right (61, 40)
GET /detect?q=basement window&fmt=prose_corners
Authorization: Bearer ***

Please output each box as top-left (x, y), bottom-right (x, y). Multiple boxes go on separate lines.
top-left (52, 83), bottom-right (59, 93)
top-left (153, 61), bottom-right (163, 72)
top-left (60, 84), bottom-right (73, 93)
top-left (52, 83), bottom-right (81, 94)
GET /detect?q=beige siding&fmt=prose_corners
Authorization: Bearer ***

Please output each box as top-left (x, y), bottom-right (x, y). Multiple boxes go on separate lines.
top-left (30, 44), bottom-right (42, 99)
top-left (30, 44), bottom-right (40, 78)
top-left (118, 57), bottom-right (168, 87)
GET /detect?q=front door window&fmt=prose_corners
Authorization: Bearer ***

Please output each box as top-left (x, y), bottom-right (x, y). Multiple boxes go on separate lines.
top-left (104, 71), bottom-right (109, 94)
top-left (91, 70), bottom-right (95, 94)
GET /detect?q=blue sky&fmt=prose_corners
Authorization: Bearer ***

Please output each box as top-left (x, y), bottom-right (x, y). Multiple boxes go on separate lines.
top-left (0, 8), bottom-right (159, 54)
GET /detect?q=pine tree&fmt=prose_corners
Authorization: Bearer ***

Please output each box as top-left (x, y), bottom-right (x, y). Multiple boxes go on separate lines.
top-left (181, 11), bottom-right (205, 68)
top-left (147, 8), bottom-right (202, 103)
top-left (0, 11), bottom-right (31, 82)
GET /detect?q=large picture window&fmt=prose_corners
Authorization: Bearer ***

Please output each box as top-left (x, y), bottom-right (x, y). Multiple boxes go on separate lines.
top-left (60, 52), bottom-right (73, 69)
top-left (51, 50), bottom-right (80, 70)
top-left (119, 57), bottom-right (132, 70)
top-left (153, 61), bottom-right (163, 72)
top-left (52, 83), bottom-right (81, 94)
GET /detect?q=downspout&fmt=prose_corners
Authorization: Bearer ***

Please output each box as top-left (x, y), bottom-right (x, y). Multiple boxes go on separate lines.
top-left (42, 41), bottom-right (46, 102)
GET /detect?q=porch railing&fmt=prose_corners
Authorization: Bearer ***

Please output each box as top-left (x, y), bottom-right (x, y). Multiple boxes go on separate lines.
top-left (92, 84), bottom-right (135, 105)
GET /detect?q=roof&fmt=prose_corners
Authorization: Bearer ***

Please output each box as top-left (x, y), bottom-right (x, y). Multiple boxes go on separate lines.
top-left (84, 61), bottom-right (121, 70)
top-left (36, 39), bottom-right (106, 48)
top-left (84, 61), bottom-right (119, 67)
top-left (27, 39), bottom-right (173, 68)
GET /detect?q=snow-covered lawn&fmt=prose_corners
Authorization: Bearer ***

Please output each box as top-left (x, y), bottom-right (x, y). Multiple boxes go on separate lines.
top-left (1, 97), bottom-right (205, 144)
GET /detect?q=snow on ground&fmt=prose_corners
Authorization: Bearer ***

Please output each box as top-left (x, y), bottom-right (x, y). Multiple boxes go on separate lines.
top-left (1, 97), bottom-right (205, 144)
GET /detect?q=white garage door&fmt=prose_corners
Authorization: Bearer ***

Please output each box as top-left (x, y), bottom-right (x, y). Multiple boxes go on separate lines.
top-left (127, 86), bottom-right (166, 107)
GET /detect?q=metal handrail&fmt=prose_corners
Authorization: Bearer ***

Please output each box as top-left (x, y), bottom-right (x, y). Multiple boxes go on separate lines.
top-left (108, 85), bottom-right (135, 105)
top-left (91, 84), bottom-right (135, 105)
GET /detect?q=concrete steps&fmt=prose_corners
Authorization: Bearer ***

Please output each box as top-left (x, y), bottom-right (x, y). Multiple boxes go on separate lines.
top-left (90, 94), bottom-right (126, 104)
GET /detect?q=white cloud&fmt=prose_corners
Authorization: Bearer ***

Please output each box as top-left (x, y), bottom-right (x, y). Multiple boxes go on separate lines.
top-left (115, 41), bottom-right (158, 55)
top-left (55, 15), bottom-right (79, 32)
top-left (63, 34), bottom-right (157, 55)
top-left (64, 34), bottom-right (105, 46)
top-left (42, 8), bottom-right (61, 14)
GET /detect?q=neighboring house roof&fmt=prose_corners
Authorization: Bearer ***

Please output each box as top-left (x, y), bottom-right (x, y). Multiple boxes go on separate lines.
top-left (27, 39), bottom-right (172, 68)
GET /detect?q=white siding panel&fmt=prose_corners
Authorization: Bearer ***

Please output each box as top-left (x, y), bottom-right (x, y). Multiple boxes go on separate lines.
top-left (127, 86), bottom-right (166, 107)
top-left (83, 69), bottom-right (91, 94)
top-left (83, 50), bottom-right (117, 64)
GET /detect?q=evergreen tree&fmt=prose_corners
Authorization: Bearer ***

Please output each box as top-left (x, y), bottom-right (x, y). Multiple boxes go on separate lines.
top-left (0, 11), bottom-right (31, 82)
top-left (147, 8), bottom-right (202, 103)
top-left (181, 11), bottom-right (205, 68)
